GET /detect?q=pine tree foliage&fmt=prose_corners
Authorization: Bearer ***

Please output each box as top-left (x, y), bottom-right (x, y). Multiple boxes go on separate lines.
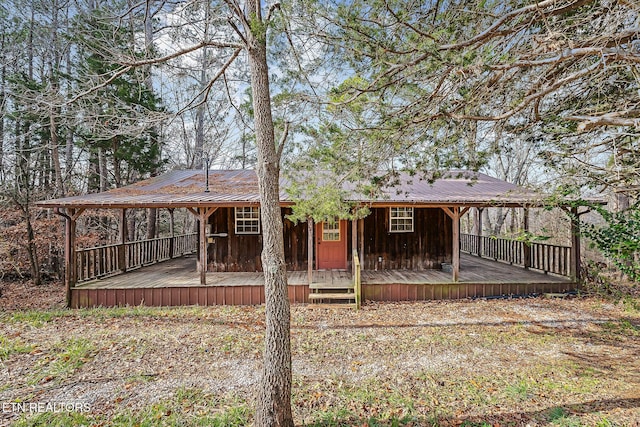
top-left (582, 202), bottom-right (640, 282)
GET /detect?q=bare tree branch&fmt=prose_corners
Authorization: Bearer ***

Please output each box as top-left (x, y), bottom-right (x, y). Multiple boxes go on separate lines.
top-left (439, 0), bottom-right (592, 51)
top-left (276, 121), bottom-right (290, 167)
top-left (119, 40), bottom-right (243, 67)
top-left (174, 48), bottom-right (243, 117)
top-left (449, 60), bottom-right (604, 122)
top-left (266, 2), bottom-right (281, 24)
top-left (67, 65), bottom-right (133, 104)
top-left (490, 44), bottom-right (640, 70)
top-left (568, 113), bottom-right (640, 131)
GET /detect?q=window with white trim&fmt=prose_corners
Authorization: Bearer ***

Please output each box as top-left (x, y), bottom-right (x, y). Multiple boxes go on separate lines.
top-left (389, 207), bottom-right (414, 232)
top-left (235, 207), bottom-right (260, 234)
top-left (322, 220), bottom-right (340, 241)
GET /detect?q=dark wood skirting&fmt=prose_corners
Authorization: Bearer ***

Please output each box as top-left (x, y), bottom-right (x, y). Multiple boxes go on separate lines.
top-left (71, 285), bottom-right (310, 308)
top-left (71, 281), bottom-right (575, 308)
top-left (362, 281), bottom-right (575, 302)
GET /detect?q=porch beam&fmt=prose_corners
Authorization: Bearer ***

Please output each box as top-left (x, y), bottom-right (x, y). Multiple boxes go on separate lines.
top-left (442, 206), bottom-right (455, 220)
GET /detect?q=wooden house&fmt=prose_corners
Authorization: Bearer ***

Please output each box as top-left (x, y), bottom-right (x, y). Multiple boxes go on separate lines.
top-left (38, 169), bottom-right (585, 308)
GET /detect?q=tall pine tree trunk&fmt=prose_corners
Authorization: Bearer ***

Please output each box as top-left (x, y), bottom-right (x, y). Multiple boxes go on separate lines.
top-left (246, 2), bottom-right (293, 425)
top-left (143, 0), bottom-right (158, 240)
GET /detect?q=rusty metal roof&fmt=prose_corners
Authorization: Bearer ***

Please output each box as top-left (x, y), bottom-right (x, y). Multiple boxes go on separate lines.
top-left (36, 169), bottom-right (565, 209)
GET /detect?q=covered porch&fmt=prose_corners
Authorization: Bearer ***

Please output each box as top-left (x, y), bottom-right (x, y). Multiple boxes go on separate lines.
top-left (69, 252), bottom-right (574, 308)
top-left (36, 169), bottom-right (596, 308)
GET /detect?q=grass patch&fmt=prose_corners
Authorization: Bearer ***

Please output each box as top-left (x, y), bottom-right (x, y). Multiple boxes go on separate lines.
top-left (113, 387), bottom-right (251, 427)
top-left (3, 299), bottom-right (639, 426)
top-left (3, 305), bottom-right (218, 327)
top-left (460, 422), bottom-right (493, 427)
top-left (601, 319), bottom-right (640, 336)
top-left (14, 387), bottom-right (251, 427)
top-left (5, 310), bottom-right (67, 327)
top-left (14, 411), bottom-right (94, 427)
top-left (547, 407), bottom-right (582, 426)
top-left (28, 338), bottom-right (94, 385)
top-left (503, 379), bottom-right (532, 402)
top-left (124, 372), bottom-right (159, 386)
top-left (0, 334), bottom-right (34, 360)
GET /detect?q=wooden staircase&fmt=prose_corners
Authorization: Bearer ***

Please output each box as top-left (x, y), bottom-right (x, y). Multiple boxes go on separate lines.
top-left (308, 282), bottom-right (357, 308)
top-left (308, 250), bottom-right (362, 309)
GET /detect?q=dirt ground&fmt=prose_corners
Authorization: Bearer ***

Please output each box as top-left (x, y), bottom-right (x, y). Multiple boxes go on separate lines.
top-left (1, 279), bottom-right (639, 426)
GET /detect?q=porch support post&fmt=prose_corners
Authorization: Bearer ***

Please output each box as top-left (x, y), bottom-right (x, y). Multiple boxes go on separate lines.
top-left (569, 206), bottom-right (581, 283)
top-left (358, 218), bottom-right (364, 264)
top-left (54, 207), bottom-right (84, 308)
top-left (65, 210), bottom-right (76, 307)
top-left (452, 207), bottom-right (460, 282)
top-left (199, 209), bottom-right (207, 285)
top-left (118, 209), bottom-right (127, 273)
top-left (475, 207), bottom-right (484, 257)
top-left (442, 206), bottom-right (464, 282)
top-left (351, 218), bottom-right (357, 269)
top-left (307, 217), bottom-right (313, 285)
top-left (523, 207), bottom-right (531, 269)
top-left (168, 208), bottom-right (175, 258)
top-left (195, 207), bottom-right (218, 285)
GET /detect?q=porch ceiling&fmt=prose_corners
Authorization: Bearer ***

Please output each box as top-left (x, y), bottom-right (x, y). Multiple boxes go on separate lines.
top-left (36, 169), bottom-right (601, 210)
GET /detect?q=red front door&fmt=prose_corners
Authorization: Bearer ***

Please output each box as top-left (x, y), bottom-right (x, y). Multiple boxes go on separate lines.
top-left (316, 220), bottom-right (348, 270)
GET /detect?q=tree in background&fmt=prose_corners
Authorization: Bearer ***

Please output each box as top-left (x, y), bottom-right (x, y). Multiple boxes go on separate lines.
top-left (0, 1), bottom-right (638, 423)
top-left (313, 0), bottom-right (639, 187)
top-left (309, 0), bottom-right (638, 280)
top-left (74, 1), bottom-right (298, 424)
top-left (73, 7), bottom-right (166, 192)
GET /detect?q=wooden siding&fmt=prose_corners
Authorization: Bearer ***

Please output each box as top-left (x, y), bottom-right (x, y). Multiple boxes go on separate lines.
top-left (361, 207), bottom-right (451, 270)
top-left (205, 207), bottom-right (452, 272)
top-left (206, 207), bottom-right (308, 272)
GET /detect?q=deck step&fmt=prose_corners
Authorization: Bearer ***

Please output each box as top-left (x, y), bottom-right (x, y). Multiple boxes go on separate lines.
top-left (308, 292), bottom-right (356, 300)
top-left (308, 303), bottom-right (357, 309)
top-left (309, 283), bottom-right (354, 290)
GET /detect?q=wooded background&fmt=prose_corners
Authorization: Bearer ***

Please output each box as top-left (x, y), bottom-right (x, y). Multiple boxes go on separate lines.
top-left (0, 0), bottom-right (638, 286)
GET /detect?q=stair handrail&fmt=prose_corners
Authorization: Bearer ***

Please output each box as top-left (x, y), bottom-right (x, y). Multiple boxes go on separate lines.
top-left (352, 249), bottom-right (361, 309)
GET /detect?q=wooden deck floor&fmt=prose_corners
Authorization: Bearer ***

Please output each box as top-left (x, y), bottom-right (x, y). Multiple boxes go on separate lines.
top-left (75, 253), bottom-right (570, 290)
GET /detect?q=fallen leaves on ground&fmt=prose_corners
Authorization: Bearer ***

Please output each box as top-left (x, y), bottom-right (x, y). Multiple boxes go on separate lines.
top-left (1, 281), bottom-right (639, 426)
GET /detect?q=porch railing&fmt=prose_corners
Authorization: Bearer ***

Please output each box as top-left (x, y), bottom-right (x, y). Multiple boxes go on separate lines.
top-left (460, 233), bottom-right (571, 277)
top-left (75, 233), bottom-right (198, 283)
top-left (352, 249), bottom-right (362, 309)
